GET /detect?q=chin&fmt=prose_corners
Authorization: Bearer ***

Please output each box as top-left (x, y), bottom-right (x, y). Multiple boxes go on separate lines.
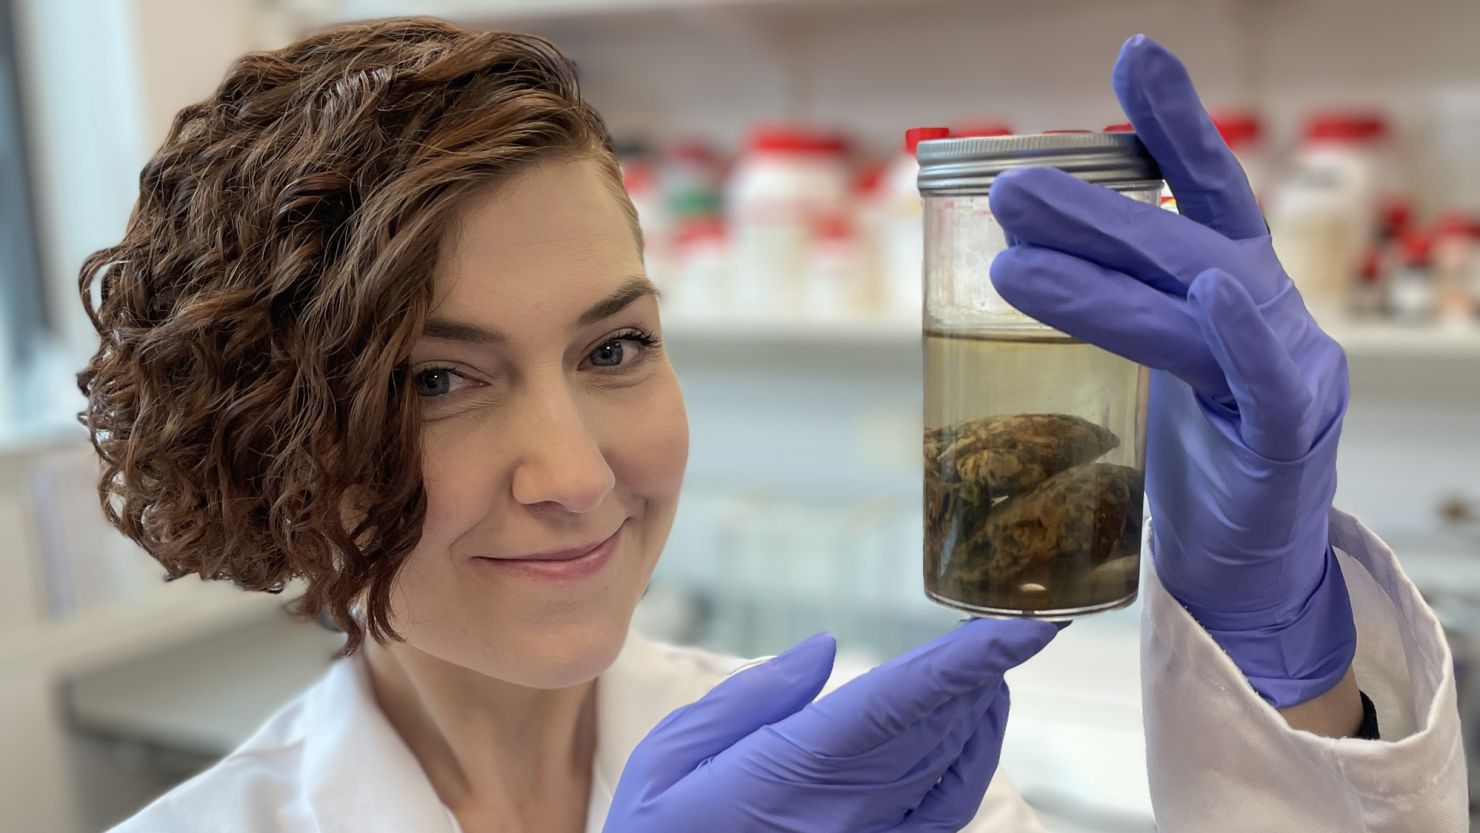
top-left (502, 608), bottom-right (636, 690)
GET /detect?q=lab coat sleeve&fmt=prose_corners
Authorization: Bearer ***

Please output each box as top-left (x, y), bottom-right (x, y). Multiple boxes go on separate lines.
top-left (961, 771), bottom-right (1054, 833)
top-left (1141, 508), bottom-right (1468, 832)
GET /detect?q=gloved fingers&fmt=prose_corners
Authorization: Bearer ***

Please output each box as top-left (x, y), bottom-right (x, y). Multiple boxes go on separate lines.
top-left (865, 683), bottom-right (1001, 815)
top-left (777, 618), bottom-right (1054, 758)
top-left (626, 631), bottom-right (837, 794)
top-left (989, 165), bottom-right (1242, 298)
top-left (991, 244), bottom-right (1232, 401)
top-left (775, 679), bottom-right (999, 787)
top-left (724, 693), bottom-right (988, 833)
top-left (1111, 35), bottom-right (1268, 242)
top-left (1186, 268), bottom-right (1315, 462)
top-left (899, 686), bottom-right (1012, 833)
top-left (894, 680), bottom-right (1001, 789)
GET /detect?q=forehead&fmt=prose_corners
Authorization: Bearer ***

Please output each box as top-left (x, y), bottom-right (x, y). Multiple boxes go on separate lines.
top-left (433, 157), bottom-right (642, 314)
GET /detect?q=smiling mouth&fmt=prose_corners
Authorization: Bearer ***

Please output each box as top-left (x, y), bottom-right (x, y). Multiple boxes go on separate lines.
top-left (470, 521), bottom-right (625, 582)
top-left (475, 520), bottom-right (626, 564)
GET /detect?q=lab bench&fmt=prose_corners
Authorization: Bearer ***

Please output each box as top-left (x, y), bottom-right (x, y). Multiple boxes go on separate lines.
top-left (59, 609), bottom-right (345, 830)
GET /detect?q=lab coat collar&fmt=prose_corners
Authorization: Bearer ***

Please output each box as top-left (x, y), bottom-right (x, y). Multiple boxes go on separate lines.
top-left (299, 646), bottom-right (454, 831)
top-left (297, 628), bottom-right (731, 833)
top-left (589, 629), bottom-right (740, 827)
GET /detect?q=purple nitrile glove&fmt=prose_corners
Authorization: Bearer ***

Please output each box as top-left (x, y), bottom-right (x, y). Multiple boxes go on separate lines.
top-left (602, 618), bottom-right (1058, 833)
top-left (984, 35), bottom-right (1355, 708)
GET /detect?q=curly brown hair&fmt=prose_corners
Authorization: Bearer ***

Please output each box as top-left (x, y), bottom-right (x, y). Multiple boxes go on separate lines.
top-left (75, 17), bottom-right (636, 657)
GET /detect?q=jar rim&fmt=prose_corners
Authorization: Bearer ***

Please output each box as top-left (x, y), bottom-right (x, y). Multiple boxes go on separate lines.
top-left (916, 132), bottom-right (1162, 195)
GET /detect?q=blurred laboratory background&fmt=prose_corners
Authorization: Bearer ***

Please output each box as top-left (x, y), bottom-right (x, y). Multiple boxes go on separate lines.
top-left (2, 0), bottom-right (1478, 831)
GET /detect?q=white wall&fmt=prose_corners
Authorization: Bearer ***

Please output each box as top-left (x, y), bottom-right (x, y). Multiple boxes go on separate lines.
top-left (12, 0), bottom-right (266, 367)
top-left (12, 0), bottom-right (147, 361)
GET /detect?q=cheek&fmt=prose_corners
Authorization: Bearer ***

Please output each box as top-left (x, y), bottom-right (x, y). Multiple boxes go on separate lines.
top-left (383, 423), bottom-right (505, 638)
top-left (610, 370), bottom-right (688, 501)
top-left (415, 422), bottom-right (496, 550)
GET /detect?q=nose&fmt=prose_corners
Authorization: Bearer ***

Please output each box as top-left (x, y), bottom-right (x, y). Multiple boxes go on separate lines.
top-left (509, 380), bottom-right (616, 514)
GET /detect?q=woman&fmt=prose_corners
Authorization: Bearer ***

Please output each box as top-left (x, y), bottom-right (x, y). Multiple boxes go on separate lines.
top-left (81, 17), bottom-right (1463, 833)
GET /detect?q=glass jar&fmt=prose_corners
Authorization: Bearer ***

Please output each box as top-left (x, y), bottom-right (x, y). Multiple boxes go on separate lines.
top-left (916, 132), bottom-right (1162, 619)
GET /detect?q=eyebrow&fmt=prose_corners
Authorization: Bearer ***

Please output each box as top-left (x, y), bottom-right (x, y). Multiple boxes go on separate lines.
top-left (421, 276), bottom-right (660, 344)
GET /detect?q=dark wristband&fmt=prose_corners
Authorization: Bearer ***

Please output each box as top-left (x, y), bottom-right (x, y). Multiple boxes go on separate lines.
top-left (1355, 689), bottom-right (1381, 740)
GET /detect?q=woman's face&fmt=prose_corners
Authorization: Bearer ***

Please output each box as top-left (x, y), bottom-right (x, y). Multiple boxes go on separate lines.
top-left (384, 156), bottom-right (688, 689)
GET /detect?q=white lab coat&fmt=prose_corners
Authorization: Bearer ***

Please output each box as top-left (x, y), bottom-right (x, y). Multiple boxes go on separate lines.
top-left (108, 509), bottom-right (1466, 833)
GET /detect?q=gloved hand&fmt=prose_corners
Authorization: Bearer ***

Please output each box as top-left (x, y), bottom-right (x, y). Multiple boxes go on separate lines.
top-left (985, 35), bottom-right (1356, 708)
top-left (603, 618), bottom-right (1058, 833)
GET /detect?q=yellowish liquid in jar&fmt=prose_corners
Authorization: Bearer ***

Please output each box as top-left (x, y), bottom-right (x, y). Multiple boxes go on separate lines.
top-left (923, 328), bottom-right (1148, 618)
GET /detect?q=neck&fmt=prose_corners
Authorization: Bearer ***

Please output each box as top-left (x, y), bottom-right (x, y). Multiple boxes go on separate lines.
top-left (364, 637), bottom-right (598, 830)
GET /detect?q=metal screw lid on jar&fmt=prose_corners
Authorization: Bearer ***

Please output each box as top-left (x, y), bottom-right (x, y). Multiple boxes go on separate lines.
top-left (915, 132), bottom-right (1161, 196)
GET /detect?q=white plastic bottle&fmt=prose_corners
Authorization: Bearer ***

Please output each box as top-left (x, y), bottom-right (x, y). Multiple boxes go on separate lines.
top-left (670, 216), bottom-right (729, 322)
top-left (661, 138), bottom-right (724, 221)
top-left (1389, 229), bottom-right (1436, 325)
top-left (803, 214), bottom-right (867, 321)
top-left (850, 160), bottom-right (887, 316)
top-left (1210, 108), bottom-right (1268, 205)
top-left (878, 126), bottom-right (950, 322)
top-left (1267, 112), bottom-right (1391, 327)
top-left (621, 150), bottom-right (673, 289)
top-left (727, 126), bottom-right (850, 319)
top-left (1433, 214), bottom-right (1479, 327)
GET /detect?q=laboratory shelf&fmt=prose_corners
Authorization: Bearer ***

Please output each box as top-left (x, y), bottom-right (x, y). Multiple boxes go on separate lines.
top-left (0, 581), bottom-right (301, 678)
top-left (663, 313), bottom-right (1480, 360)
top-left (1328, 324), bottom-right (1480, 359)
top-left (663, 312), bottom-right (918, 350)
top-left (64, 610), bottom-right (345, 758)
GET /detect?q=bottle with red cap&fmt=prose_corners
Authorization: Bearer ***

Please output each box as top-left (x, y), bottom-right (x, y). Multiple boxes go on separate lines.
top-left (803, 214), bottom-right (869, 321)
top-left (670, 216), bottom-right (730, 321)
top-left (662, 138), bottom-right (725, 221)
top-left (1389, 228), bottom-right (1436, 324)
top-left (1267, 109), bottom-right (1396, 327)
top-left (874, 126), bottom-right (953, 320)
top-left (1433, 213), bottom-right (1480, 327)
top-left (727, 124), bottom-right (852, 318)
top-left (1210, 108), bottom-right (1267, 204)
top-left (1467, 219), bottom-right (1480, 324)
top-left (617, 139), bottom-right (673, 290)
top-left (949, 121), bottom-right (1013, 139)
top-left (1350, 245), bottom-right (1388, 320)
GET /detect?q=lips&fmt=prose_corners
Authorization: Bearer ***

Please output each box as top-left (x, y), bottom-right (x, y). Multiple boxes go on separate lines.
top-left (471, 521), bottom-right (626, 581)
top-left (484, 524), bottom-right (623, 563)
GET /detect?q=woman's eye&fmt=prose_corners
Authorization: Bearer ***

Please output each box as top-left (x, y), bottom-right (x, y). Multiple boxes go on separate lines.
top-left (588, 337), bottom-right (648, 369)
top-left (589, 339), bottom-right (627, 368)
top-left (413, 367), bottom-right (473, 398)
